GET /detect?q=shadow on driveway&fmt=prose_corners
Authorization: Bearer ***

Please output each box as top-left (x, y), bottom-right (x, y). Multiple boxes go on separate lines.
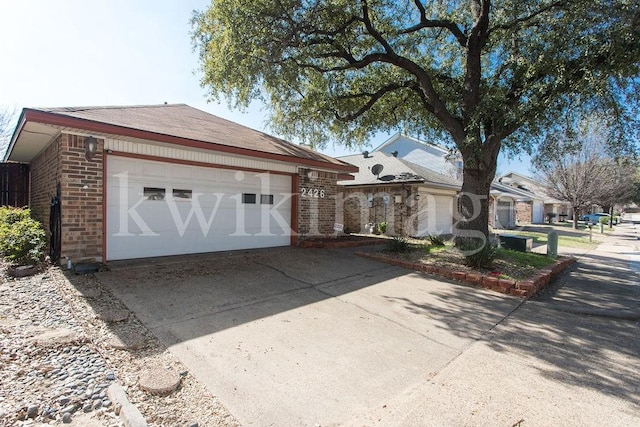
top-left (95, 246), bottom-right (521, 425)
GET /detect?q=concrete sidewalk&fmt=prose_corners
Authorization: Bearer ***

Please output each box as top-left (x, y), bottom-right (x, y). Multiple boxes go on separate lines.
top-left (380, 223), bottom-right (640, 426)
top-left (535, 222), bottom-right (640, 319)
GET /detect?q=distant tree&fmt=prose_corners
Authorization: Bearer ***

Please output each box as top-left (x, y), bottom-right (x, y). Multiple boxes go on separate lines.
top-left (192, 0), bottom-right (640, 243)
top-left (533, 116), bottom-right (638, 229)
top-left (0, 107), bottom-right (15, 158)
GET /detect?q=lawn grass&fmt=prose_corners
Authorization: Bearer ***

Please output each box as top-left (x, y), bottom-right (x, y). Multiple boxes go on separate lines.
top-left (496, 248), bottom-right (555, 270)
top-left (506, 230), bottom-right (599, 249)
top-left (384, 240), bottom-right (559, 281)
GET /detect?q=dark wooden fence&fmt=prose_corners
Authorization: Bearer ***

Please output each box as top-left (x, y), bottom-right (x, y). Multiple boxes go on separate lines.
top-left (0, 163), bottom-right (29, 207)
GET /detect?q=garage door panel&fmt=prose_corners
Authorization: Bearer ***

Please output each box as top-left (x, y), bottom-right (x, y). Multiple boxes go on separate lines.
top-left (107, 157), bottom-right (292, 260)
top-left (416, 192), bottom-right (454, 236)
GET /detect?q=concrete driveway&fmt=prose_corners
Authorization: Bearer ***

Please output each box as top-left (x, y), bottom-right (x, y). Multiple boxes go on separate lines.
top-left (98, 247), bottom-right (522, 426)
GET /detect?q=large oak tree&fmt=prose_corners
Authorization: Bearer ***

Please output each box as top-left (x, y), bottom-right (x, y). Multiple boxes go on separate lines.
top-left (191, 0), bottom-right (640, 242)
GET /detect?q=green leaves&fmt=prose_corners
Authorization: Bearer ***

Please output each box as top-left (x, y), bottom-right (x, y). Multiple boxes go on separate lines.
top-left (0, 207), bottom-right (46, 265)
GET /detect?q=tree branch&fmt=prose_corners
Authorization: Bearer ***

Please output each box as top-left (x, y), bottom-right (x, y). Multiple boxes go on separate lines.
top-left (488, 1), bottom-right (568, 35)
top-left (333, 81), bottom-right (414, 121)
top-left (399, 0), bottom-right (468, 47)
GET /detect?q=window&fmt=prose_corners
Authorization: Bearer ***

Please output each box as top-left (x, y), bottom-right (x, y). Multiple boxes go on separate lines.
top-left (260, 194), bottom-right (274, 205)
top-left (144, 187), bottom-right (165, 201)
top-left (172, 189), bottom-right (192, 200)
top-left (242, 193), bottom-right (256, 204)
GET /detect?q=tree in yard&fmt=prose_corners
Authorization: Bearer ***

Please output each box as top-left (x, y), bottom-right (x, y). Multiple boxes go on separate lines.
top-left (532, 115), bottom-right (639, 229)
top-left (191, 0), bottom-right (640, 244)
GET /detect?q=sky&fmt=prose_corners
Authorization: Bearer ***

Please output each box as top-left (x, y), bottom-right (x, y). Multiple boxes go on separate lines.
top-left (0, 0), bottom-right (531, 176)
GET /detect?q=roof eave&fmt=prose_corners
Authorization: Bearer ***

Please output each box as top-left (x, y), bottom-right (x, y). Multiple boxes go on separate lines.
top-left (16, 109), bottom-right (358, 173)
top-left (2, 110), bottom-right (27, 162)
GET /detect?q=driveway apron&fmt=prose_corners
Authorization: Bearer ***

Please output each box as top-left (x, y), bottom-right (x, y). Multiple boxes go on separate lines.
top-left (98, 247), bottom-right (521, 426)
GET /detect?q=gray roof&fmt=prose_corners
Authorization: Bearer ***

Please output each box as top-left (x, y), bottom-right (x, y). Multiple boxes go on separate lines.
top-left (337, 152), bottom-right (461, 189)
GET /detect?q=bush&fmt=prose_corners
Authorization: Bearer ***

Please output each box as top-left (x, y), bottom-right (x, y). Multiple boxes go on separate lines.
top-left (378, 222), bottom-right (388, 234)
top-left (457, 237), bottom-right (498, 268)
top-left (386, 235), bottom-right (411, 253)
top-left (0, 207), bottom-right (46, 265)
top-left (598, 216), bottom-right (611, 224)
top-left (427, 234), bottom-right (446, 246)
top-left (0, 206), bottom-right (31, 225)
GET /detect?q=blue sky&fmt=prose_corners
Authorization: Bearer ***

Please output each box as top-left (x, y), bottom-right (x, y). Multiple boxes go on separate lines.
top-left (0, 0), bottom-right (531, 176)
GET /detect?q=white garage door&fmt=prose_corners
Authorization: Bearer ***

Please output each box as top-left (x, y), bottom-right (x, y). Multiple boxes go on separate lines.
top-left (533, 201), bottom-right (544, 223)
top-left (496, 200), bottom-right (513, 229)
top-left (106, 157), bottom-right (292, 260)
top-left (416, 192), bottom-right (454, 236)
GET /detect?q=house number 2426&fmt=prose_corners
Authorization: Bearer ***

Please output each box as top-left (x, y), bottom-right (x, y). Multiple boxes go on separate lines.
top-left (301, 188), bottom-right (325, 198)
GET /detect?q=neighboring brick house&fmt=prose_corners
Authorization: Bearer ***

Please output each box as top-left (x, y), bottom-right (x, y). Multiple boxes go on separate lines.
top-left (499, 172), bottom-right (572, 223)
top-left (4, 104), bottom-right (356, 263)
top-left (336, 152), bottom-right (460, 236)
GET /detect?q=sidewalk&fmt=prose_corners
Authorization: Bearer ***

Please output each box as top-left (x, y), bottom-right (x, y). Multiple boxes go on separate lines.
top-left (377, 223), bottom-right (640, 426)
top-left (534, 222), bottom-right (640, 320)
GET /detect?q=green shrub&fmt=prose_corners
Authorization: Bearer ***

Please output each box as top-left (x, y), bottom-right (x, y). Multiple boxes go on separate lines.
top-left (386, 235), bottom-right (411, 253)
top-left (457, 238), bottom-right (497, 268)
top-left (427, 234), bottom-right (446, 246)
top-left (0, 208), bottom-right (46, 264)
top-left (598, 216), bottom-right (610, 224)
top-left (378, 222), bottom-right (388, 234)
top-left (0, 206), bottom-right (31, 225)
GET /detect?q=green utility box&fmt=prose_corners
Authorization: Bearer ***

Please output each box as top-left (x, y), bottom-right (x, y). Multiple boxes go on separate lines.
top-left (499, 235), bottom-right (533, 252)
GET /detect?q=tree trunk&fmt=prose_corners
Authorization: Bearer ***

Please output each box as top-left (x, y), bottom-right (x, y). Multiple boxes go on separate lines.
top-left (609, 205), bottom-right (614, 229)
top-left (572, 206), bottom-right (579, 229)
top-left (455, 166), bottom-right (494, 246)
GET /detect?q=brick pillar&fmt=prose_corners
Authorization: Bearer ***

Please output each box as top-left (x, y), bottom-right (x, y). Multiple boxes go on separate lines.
top-left (59, 134), bottom-right (104, 262)
top-left (297, 169), bottom-right (338, 239)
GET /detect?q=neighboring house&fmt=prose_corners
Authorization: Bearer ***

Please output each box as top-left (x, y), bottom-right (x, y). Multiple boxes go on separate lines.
top-left (336, 151), bottom-right (461, 236)
top-left (499, 172), bottom-right (572, 222)
top-left (373, 133), bottom-right (461, 178)
top-left (4, 104), bottom-right (356, 263)
top-left (489, 181), bottom-right (537, 229)
top-left (371, 133), bottom-right (520, 229)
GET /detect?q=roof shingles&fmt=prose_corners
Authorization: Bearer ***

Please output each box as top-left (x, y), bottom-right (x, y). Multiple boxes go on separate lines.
top-left (337, 152), bottom-right (461, 189)
top-left (32, 104), bottom-right (351, 169)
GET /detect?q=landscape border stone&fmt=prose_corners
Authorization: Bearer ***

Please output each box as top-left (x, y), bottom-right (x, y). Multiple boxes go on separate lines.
top-left (106, 383), bottom-right (148, 427)
top-left (299, 238), bottom-right (387, 248)
top-left (354, 251), bottom-right (577, 298)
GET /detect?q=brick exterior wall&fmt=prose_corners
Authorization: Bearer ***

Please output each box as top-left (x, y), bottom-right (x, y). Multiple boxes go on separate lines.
top-left (30, 133), bottom-right (104, 262)
top-left (30, 135), bottom-right (62, 231)
top-left (60, 134), bottom-right (104, 262)
top-left (339, 185), bottom-right (418, 235)
top-left (297, 169), bottom-right (338, 238)
top-left (515, 201), bottom-right (532, 224)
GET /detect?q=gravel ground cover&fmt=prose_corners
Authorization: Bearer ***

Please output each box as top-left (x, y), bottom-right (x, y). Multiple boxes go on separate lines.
top-left (0, 263), bottom-right (239, 427)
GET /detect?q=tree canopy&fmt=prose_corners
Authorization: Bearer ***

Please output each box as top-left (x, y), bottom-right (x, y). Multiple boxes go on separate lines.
top-left (192, 0), bottom-right (640, 240)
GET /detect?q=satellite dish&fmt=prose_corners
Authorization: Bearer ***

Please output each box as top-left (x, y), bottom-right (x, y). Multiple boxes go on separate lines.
top-left (371, 164), bottom-right (384, 178)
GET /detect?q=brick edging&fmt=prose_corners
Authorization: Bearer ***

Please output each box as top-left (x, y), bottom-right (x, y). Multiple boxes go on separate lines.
top-left (354, 251), bottom-right (577, 298)
top-left (300, 239), bottom-right (388, 249)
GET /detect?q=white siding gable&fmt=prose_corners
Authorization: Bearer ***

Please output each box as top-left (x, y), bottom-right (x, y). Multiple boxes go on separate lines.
top-left (374, 134), bottom-right (459, 178)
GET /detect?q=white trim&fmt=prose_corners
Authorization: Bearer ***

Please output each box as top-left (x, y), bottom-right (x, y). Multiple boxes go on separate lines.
top-left (104, 138), bottom-right (297, 174)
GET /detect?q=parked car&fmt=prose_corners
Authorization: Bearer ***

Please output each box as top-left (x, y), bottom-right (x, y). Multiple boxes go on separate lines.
top-left (580, 213), bottom-right (610, 224)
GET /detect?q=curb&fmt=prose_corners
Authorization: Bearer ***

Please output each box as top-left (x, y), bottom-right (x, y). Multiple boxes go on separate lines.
top-left (354, 251), bottom-right (577, 298)
top-left (107, 383), bottom-right (148, 427)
